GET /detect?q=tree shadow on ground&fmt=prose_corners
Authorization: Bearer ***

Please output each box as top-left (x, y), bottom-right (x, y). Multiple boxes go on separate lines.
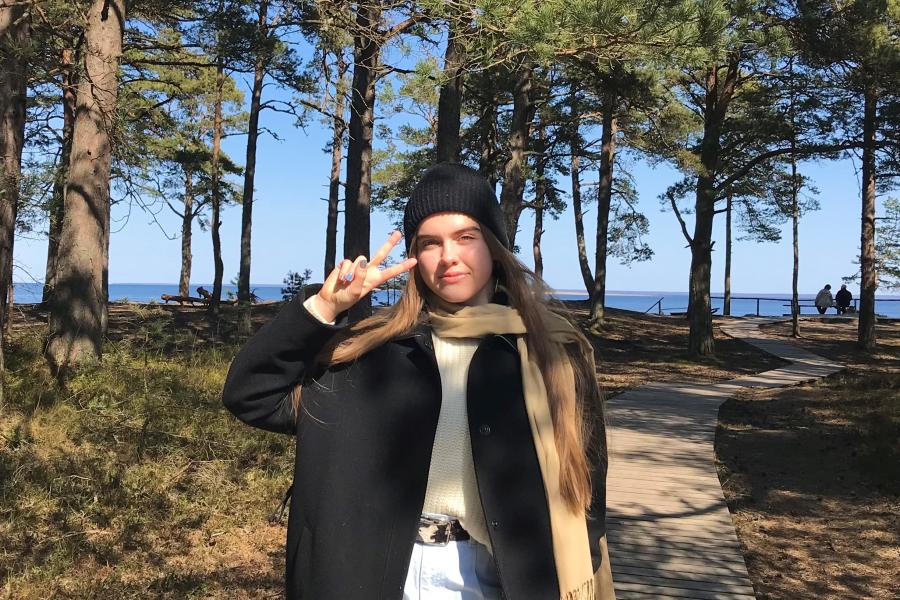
top-left (716, 369), bottom-right (900, 600)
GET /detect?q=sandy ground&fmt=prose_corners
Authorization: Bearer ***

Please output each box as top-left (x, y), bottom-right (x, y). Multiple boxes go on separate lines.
top-left (717, 318), bottom-right (900, 599)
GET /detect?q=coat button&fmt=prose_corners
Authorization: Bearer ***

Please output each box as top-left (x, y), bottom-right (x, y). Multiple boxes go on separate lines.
top-left (491, 520), bottom-right (500, 529)
top-left (479, 424), bottom-right (491, 436)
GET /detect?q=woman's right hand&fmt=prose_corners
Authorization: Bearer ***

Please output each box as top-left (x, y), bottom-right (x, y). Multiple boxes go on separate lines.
top-left (310, 231), bottom-right (417, 322)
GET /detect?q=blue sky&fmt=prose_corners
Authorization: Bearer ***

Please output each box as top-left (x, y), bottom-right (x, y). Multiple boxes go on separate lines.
top-left (13, 69), bottom-right (886, 297)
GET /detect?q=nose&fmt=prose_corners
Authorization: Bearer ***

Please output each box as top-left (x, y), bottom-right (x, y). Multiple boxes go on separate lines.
top-left (438, 241), bottom-right (458, 265)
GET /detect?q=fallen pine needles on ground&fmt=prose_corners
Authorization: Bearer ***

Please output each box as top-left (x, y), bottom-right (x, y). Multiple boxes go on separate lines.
top-left (717, 319), bottom-right (900, 600)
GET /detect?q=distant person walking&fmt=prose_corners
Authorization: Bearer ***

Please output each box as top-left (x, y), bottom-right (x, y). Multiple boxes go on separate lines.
top-left (835, 284), bottom-right (853, 315)
top-left (815, 284), bottom-right (834, 315)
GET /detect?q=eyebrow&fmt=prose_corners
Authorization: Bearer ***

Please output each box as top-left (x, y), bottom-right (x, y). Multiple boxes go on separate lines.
top-left (417, 226), bottom-right (482, 240)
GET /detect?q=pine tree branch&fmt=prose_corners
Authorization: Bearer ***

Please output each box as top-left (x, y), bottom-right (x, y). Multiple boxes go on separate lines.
top-left (715, 142), bottom-right (882, 193)
top-left (669, 194), bottom-right (692, 245)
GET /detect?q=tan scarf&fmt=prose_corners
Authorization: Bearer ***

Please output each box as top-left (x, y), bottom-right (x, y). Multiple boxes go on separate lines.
top-left (429, 302), bottom-right (614, 600)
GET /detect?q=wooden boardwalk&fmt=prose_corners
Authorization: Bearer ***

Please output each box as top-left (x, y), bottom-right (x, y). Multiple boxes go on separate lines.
top-left (604, 318), bottom-right (844, 599)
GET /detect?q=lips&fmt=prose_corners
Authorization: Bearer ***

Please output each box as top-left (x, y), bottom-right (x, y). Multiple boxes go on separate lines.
top-left (440, 272), bottom-right (467, 283)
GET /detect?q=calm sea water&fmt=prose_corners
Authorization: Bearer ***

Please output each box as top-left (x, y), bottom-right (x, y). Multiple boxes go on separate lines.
top-left (12, 282), bottom-right (900, 318)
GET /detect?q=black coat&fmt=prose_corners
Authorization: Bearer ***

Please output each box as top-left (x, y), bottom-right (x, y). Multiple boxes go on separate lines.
top-left (222, 294), bottom-right (608, 599)
top-left (835, 288), bottom-right (853, 307)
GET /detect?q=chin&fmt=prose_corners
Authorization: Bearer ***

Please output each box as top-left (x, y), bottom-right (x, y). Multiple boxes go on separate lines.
top-left (435, 289), bottom-right (477, 305)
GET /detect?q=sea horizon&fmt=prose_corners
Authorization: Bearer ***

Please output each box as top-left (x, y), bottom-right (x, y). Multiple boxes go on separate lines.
top-left (12, 281), bottom-right (900, 317)
top-left (17, 281), bottom-right (898, 298)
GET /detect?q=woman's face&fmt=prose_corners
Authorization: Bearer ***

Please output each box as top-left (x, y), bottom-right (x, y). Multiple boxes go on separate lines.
top-left (415, 212), bottom-right (495, 307)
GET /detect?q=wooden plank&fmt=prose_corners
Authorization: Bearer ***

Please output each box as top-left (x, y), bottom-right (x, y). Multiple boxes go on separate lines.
top-left (608, 498), bottom-right (730, 513)
top-left (608, 542), bottom-right (750, 563)
top-left (606, 512), bottom-right (737, 531)
top-left (611, 557), bottom-right (749, 578)
top-left (606, 517), bottom-right (740, 535)
top-left (606, 487), bottom-right (724, 502)
top-left (607, 485), bottom-right (725, 498)
top-left (613, 565), bottom-right (755, 589)
top-left (607, 526), bottom-right (743, 547)
top-left (611, 554), bottom-right (749, 572)
top-left (614, 580), bottom-right (757, 600)
top-left (616, 593), bottom-right (723, 600)
top-left (614, 572), bottom-right (755, 595)
top-left (607, 470), bottom-right (720, 484)
top-left (611, 553), bottom-right (748, 572)
top-left (607, 516), bottom-right (738, 534)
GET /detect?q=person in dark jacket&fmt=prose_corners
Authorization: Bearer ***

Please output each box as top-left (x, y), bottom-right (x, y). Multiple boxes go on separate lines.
top-left (835, 284), bottom-right (853, 315)
top-left (222, 163), bottom-right (613, 599)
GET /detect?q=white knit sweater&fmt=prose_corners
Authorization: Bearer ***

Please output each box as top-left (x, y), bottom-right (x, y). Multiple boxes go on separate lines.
top-left (421, 332), bottom-right (490, 550)
top-left (302, 297), bottom-right (490, 549)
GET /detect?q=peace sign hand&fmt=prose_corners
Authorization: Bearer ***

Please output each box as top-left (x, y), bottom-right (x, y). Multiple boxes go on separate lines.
top-left (311, 231), bottom-right (417, 322)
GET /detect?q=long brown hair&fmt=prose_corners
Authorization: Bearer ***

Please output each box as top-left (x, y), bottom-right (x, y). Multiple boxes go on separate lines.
top-left (292, 228), bottom-right (606, 510)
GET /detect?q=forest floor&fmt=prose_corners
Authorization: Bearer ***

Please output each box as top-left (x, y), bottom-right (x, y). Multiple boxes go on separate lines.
top-left (1, 301), bottom-right (896, 598)
top-left (716, 318), bottom-right (900, 599)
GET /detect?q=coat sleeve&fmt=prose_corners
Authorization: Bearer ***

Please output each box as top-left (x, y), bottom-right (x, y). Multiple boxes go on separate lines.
top-left (221, 289), bottom-right (345, 435)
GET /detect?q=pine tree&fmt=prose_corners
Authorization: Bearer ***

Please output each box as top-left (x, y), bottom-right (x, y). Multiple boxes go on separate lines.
top-left (0, 1), bottom-right (31, 401)
top-left (46, 0), bottom-right (126, 374)
top-left (795, 0), bottom-right (900, 349)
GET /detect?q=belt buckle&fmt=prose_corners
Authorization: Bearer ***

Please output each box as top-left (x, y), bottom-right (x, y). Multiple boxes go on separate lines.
top-left (419, 513), bottom-right (453, 546)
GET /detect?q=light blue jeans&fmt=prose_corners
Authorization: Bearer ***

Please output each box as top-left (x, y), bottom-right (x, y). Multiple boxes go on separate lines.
top-left (402, 538), bottom-right (503, 599)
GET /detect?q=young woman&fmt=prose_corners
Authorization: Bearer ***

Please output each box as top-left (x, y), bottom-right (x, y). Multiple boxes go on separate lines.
top-left (222, 163), bottom-right (614, 599)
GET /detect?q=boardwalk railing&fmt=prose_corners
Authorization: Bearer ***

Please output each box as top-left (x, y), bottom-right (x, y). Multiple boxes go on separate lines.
top-left (711, 295), bottom-right (900, 316)
top-left (643, 297), bottom-right (664, 315)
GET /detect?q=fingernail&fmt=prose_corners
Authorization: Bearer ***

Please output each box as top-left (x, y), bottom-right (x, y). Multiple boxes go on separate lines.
top-left (359, 258), bottom-right (368, 269)
top-left (344, 272), bottom-right (354, 282)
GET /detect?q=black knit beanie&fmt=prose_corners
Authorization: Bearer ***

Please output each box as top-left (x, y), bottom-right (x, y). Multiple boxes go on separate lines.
top-left (403, 163), bottom-right (509, 251)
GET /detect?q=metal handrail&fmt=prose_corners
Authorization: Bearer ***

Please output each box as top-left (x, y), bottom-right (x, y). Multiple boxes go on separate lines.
top-left (644, 297), bottom-right (664, 315)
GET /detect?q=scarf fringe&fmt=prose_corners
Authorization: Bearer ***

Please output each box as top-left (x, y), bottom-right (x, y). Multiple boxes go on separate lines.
top-left (562, 576), bottom-right (594, 600)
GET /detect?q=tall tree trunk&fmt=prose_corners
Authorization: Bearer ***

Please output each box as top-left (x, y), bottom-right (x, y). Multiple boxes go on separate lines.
top-left (688, 63), bottom-right (737, 356)
top-left (499, 66), bottom-right (533, 248)
top-left (324, 51), bottom-right (347, 278)
top-left (788, 97), bottom-right (801, 337)
top-left (689, 175), bottom-right (716, 356)
top-left (724, 192), bottom-right (732, 316)
top-left (858, 84), bottom-right (878, 350)
top-left (532, 119), bottom-right (546, 278)
top-left (179, 167), bottom-right (194, 297)
top-left (571, 154), bottom-right (593, 297)
top-left (477, 84), bottom-right (499, 188)
top-left (208, 58), bottom-right (225, 314)
top-left (238, 0), bottom-right (268, 306)
top-left (435, 22), bottom-right (463, 163)
top-left (46, 0), bottom-right (124, 374)
top-left (343, 4), bottom-right (381, 321)
top-left (0, 2), bottom-right (30, 399)
top-left (44, 47), bottom-right (76, 306)
top-left (589, 94), bottom-right (617, 329)
top-left (791, 151), bottom-right (800, 338)
top-left (568, 88), bottom-right (593, 297)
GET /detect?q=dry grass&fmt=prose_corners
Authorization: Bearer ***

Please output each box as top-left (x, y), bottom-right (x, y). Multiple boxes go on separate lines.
top-left (717, 318), bottom-right (900, 600)
top-left (2, 303), bottom-right (290, 599)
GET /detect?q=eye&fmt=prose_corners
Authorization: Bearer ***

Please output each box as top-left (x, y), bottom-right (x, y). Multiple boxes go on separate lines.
top-left (459, 234), bottom-right (477, 242)
top-left (419, 239), bottom-right (438, 249)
